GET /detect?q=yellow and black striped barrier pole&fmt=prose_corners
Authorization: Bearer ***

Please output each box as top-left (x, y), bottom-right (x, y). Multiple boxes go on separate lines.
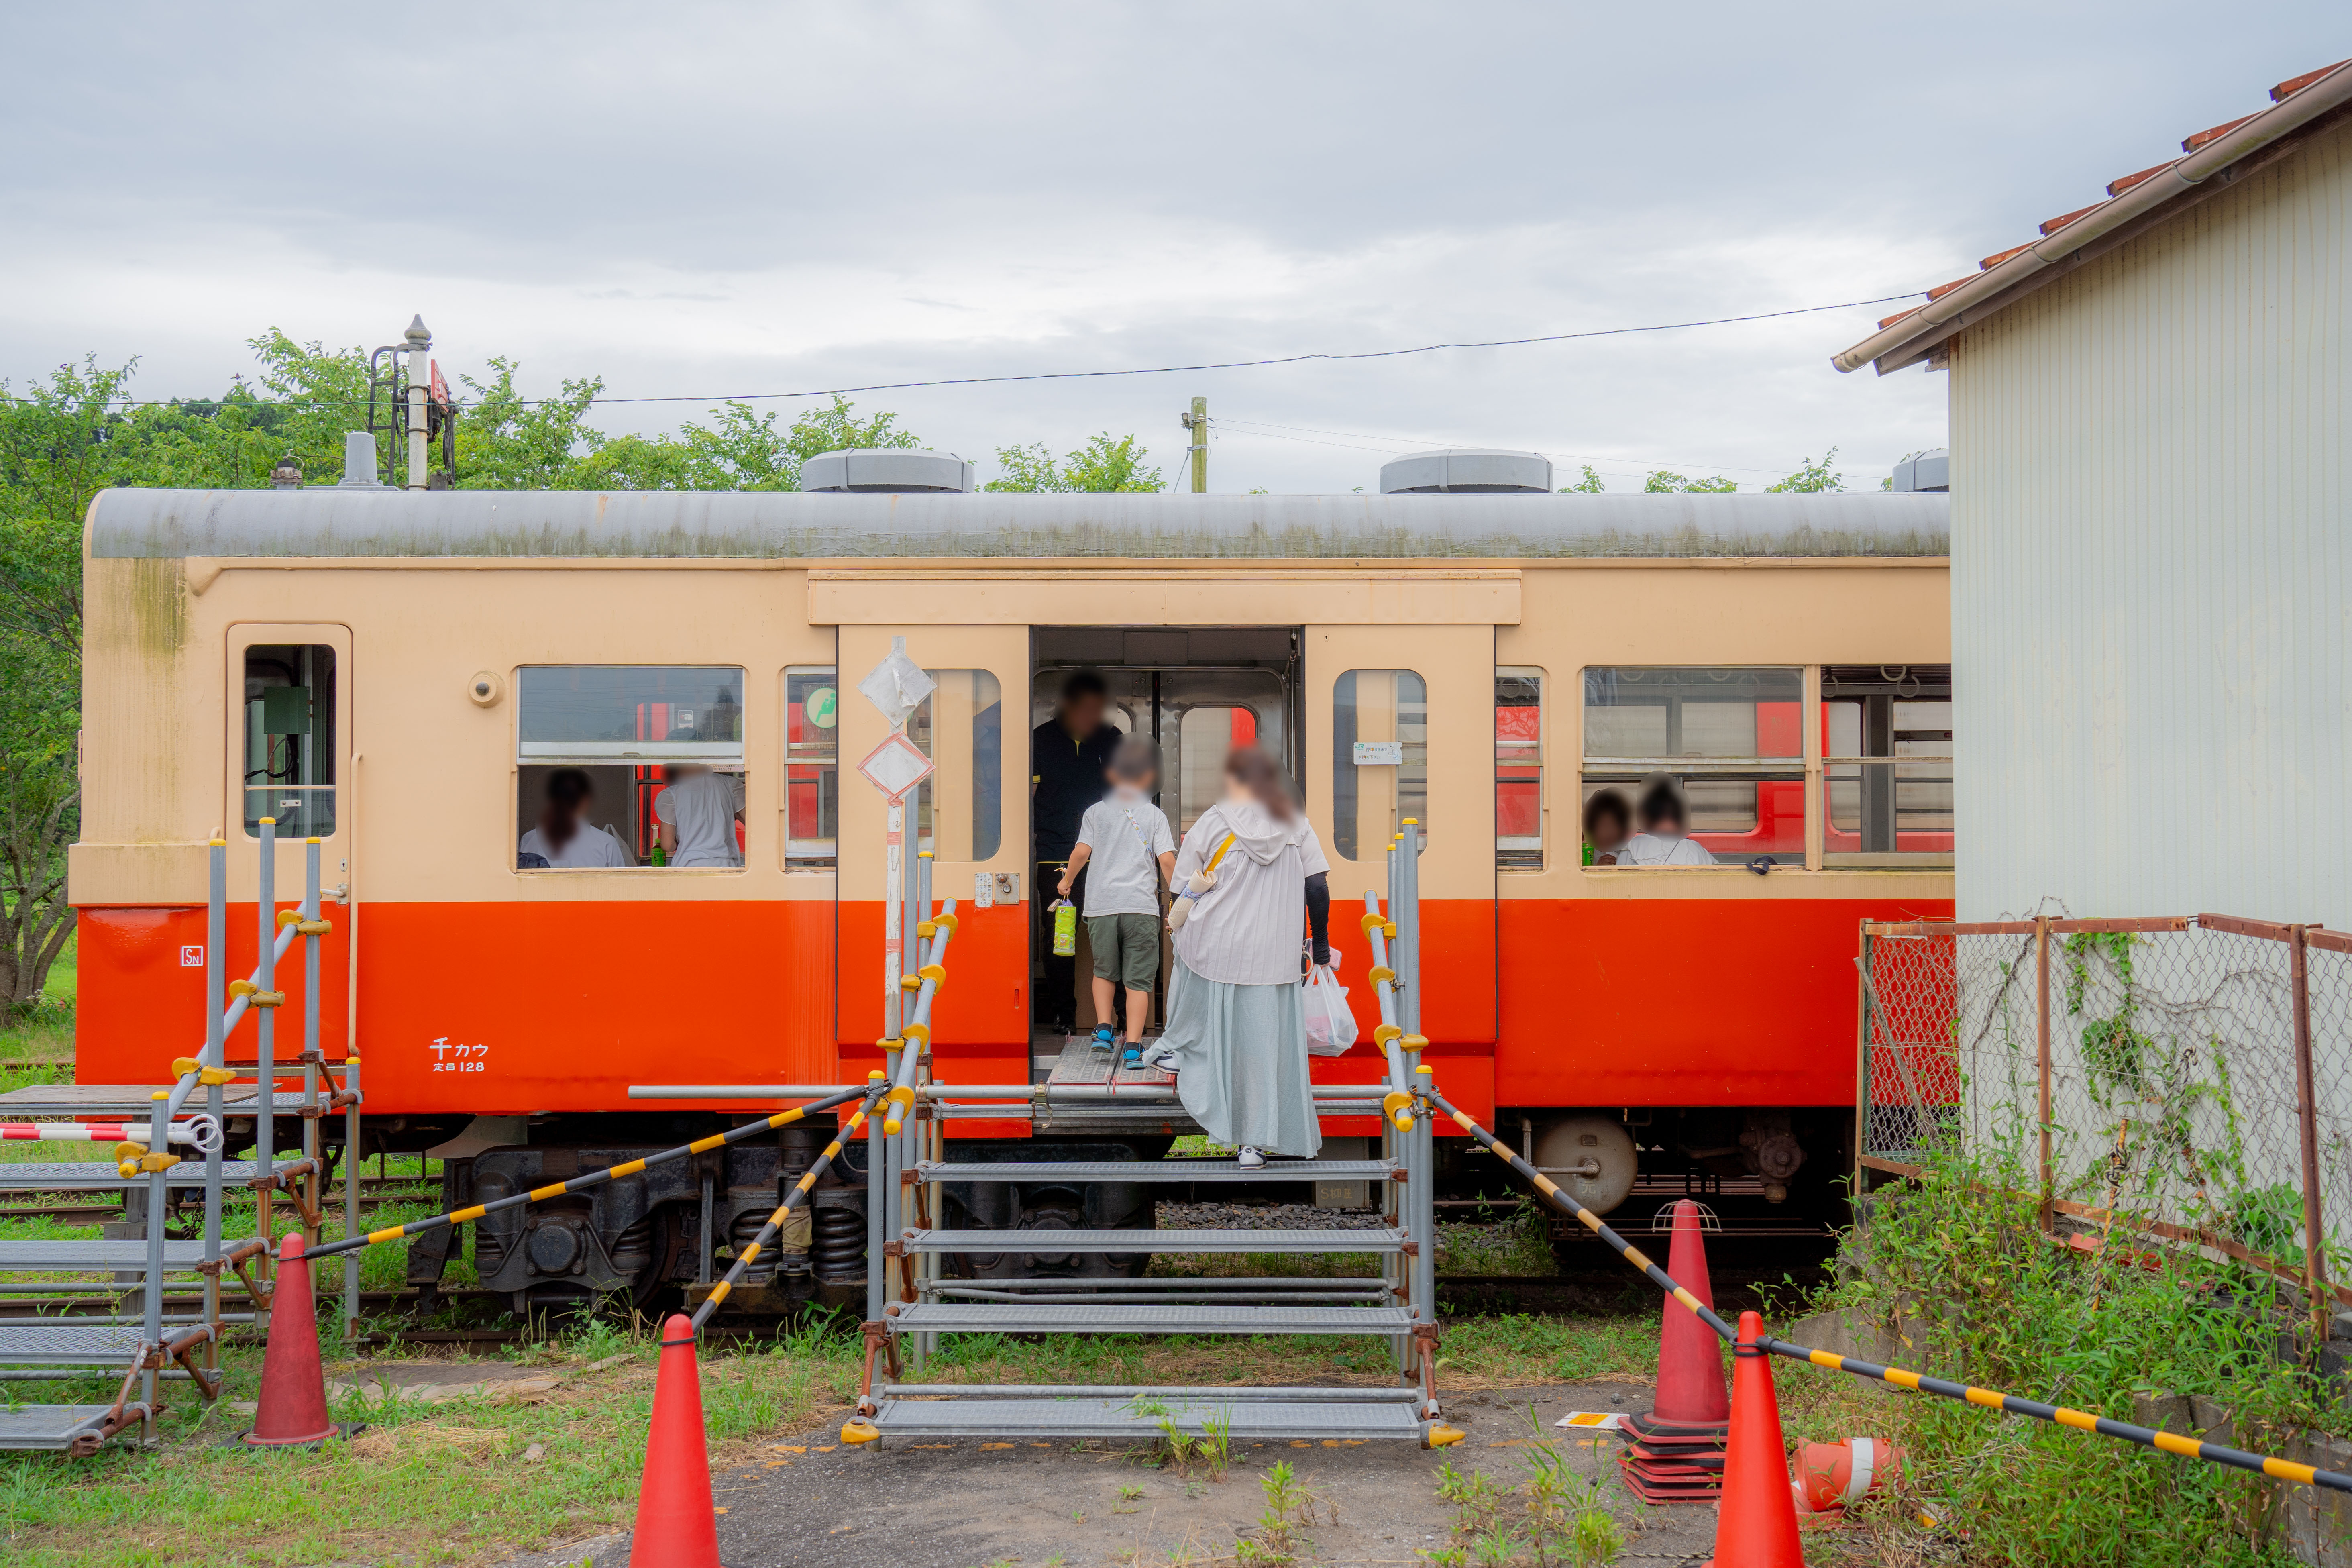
top-left (691, 1079), bottom-right (889, 1329)
top-left (1419, 1084), bottom-right (2352, 1498)
top-left (306, 1085), bottom-right (868, 1262)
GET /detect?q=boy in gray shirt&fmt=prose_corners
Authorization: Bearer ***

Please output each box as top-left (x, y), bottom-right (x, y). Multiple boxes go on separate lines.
top-left (1056, 737), bottom-right (1176, 1061)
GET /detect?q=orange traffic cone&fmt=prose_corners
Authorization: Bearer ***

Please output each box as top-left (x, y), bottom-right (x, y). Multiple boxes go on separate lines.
top-left (243, 1233), bottom-right (338, 1446)
top-left (1703, 1311), bottom-right (1805, 1568)
top-left (1791, 1437), bottom-right (1904, 1517)
top-left (1619, 1200), bottom-right (1730, 1503)
top-left (629, 1314), bottom-right (724, 1568)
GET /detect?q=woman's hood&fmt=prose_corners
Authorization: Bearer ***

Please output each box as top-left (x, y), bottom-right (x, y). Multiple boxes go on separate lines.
top-left (1215, 799), bottom-right (1311, 863)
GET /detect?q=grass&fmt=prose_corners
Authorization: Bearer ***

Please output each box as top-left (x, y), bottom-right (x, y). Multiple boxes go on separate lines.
top-left (1777, 1149), bottom-right (2337, 1567)
top-left (0, 1310), bottom-right (1655, 1566)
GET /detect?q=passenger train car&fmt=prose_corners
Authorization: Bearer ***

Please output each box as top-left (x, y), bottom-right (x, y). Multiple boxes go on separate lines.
top-left (71, 448), bottom-right (1953, 1308)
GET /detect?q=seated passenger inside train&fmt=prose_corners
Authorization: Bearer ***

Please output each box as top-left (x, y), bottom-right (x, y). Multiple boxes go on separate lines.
top-left (1582, 789), bottom-right (1632, 866)
top-left (518, 767), bottom-right (630, 869)
top-left (655, 763), bottom-right (747, 869)
top-left (1619, 775), bottom-right (1717, 866)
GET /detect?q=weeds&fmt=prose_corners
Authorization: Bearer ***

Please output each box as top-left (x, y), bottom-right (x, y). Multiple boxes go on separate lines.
top-left (1429, 1417), bottom-right (1624, 1568)
top-left (1237, 1458), bottom-right (1327, 1566)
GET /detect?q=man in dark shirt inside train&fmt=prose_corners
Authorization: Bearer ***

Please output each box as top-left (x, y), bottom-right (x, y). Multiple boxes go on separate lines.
top-left (1032, 670), bottom-right (1121, 1033)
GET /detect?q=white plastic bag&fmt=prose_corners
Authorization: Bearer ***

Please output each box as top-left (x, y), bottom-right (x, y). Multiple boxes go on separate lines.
top-left (1303, 965), bottom-right (1358, 1057)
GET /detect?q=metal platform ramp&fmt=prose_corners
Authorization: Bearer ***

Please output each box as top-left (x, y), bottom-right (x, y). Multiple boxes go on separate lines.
top-left (867, 1385), bottom-right (1429, 1441)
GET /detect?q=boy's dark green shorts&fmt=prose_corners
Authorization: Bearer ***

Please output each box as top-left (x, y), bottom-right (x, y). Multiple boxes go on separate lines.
top-left (1085, 913), bottom-right (1161, 992)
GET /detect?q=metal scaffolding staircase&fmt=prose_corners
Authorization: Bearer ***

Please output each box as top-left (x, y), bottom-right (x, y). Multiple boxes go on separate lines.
top-left (0, 826), bottom-right (362, 1453)
top-left (841, 826), bottom-right (1450, 1444)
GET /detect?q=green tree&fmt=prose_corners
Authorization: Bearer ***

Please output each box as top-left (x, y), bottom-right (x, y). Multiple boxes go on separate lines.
top-left (1558, 465), bottom-right (1607, 494)
top-left (0, 359), bottom-right (120, 1012)
top-left (985, 433), bottom-right (1164, 493)
top-left (1765, 448), bottom-right (1844, 493)
top-left (1643, 469), bottom-right (1738, 493)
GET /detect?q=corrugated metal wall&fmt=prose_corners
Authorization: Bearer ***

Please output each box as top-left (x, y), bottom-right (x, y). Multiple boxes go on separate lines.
top-left (1951, 120), bottom-right (2350, 924)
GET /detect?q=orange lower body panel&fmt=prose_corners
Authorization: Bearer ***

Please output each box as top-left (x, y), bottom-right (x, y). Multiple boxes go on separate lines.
top-left (1495, 895), bottom-right (1953, 1107)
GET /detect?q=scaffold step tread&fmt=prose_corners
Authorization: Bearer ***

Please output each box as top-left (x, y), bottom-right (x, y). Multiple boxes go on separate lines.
top-left (885, 1303), bottom-right (1416, 1335)
top-left (915, 1159), bottom-right (1396, 1182)
top-left (903, 1227), bottom-right (1405, 1253)
top-left (0, 1161), bottom-right (275, 1192)
top-left (0, 1404), bottom-right (128, 1451)
top-left (0, 1322), bottom-right (152, 1364)
top-left (0, 1240), bottom-right (212, 1270)
top-left (868, 1393), bottom-right (1427, 1440)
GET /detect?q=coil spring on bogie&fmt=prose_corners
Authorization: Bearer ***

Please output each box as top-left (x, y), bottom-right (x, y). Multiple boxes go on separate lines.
top-left (811, 1204), bottom-right (864, 1281)
top-left (609, 1215), bottom-right (653, 1275)
top-left (731, 1207), bottom-right (781, 1283)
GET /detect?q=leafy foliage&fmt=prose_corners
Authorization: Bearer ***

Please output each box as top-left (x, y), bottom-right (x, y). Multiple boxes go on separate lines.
top-left (1765, 447), bottom-right (1845, 492)
top-left (1641, 468), bottom-right (1737, 493)
top-left (1557, 465), bottom-right (1607, 494)
top-left (984, 432), bottom-right (1165, 492)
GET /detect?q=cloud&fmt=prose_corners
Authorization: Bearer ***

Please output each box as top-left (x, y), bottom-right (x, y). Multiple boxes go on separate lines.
top-left (1, 0), bottom-right (2333, 491)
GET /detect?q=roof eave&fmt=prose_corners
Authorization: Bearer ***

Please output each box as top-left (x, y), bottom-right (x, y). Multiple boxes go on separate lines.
top-left (1833, 63), bottom-right (2352, 374)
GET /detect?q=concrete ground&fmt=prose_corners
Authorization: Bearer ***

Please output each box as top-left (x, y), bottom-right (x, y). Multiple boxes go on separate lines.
top-left (498, 1384), bottom-right (1722, 1568)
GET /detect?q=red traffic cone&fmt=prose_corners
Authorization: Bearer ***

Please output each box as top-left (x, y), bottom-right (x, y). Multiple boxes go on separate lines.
top-left (629, 1314), bottom-right (724, 1568)
top-left (1792, 1436), bottom-right (1904, 1515)
top-left (244, 1233), bottom-right (338, 1446)
top-left (1619, 1200), bottom-right (1730, 1502)
top-left (1704, 1311), bottom-right (1806, 1568)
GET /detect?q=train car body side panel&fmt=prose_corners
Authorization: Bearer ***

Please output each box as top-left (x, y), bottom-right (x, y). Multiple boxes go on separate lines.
top-left (1495, 895), bottom-right (1953, 1105)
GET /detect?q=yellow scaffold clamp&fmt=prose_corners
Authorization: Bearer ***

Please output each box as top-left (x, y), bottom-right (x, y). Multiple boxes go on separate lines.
top-left (276, 909), bottom-right (334, 935)
top-left (1374, 1024), bottom-right (1404, 1048)
top-left (883, 1085), bottom-right (918, 1136)
top-left (875, 1037), bottom-right (903, 1056)
top-left (1400, 1034), bottom-right (1429, 1054)
top-left (1382, 1090), bottom-right (1415, 1131)
top-left (899, 1022), bottom-right (931, 1050)
top-left (918, 963), bottom-right (946, 993)
top-left (917, 920), bottom-right (939, 939)
top-left (931, 912), bottom-right (958, 934)
top-left (1368, 965), bottom-right (1397, 987)
top-left (1359, 911), bottom-right (1395, 938)
top-left (900, 973), bottom-right (924, 992)
top-left (228, 980), bottom-right (285, 1008)
top-left (171, 1057), bottom-right (236, 1086)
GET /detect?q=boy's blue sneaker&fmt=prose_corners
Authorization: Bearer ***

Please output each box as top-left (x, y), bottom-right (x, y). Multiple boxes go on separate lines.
top-left (1091, 1025), bottom-right (1117, 1051)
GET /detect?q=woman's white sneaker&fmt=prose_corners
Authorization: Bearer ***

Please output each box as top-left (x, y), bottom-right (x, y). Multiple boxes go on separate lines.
top-left (1237, 1146), bottom-right (1266, 1169)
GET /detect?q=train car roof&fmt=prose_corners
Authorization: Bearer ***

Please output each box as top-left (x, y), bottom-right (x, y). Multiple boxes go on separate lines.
top-left (87, 487), bottom-right (1948, 561)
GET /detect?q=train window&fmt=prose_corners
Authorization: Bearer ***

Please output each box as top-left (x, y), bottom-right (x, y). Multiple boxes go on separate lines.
top-left (1824, 664), bottom-right (1954, 865)
top-left (1580, 667), bottom-right (1803, 866)
top-left (515, 667), bottom-right (744, 869)
top-left (783, 666), bottom-right (838, 870)
top-left (1331, 669), bottom-right (1427, 860)
top-left (242, 645), bottom-right (336, 837)
top-left (909, 669), bottom-right (1003, 861)
top-left (1176, 706), bottom-right (1254, 833)
top-left (1496, 668), bottom-right (1543, 870)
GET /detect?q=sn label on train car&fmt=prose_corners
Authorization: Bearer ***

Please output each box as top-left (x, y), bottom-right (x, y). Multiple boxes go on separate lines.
top-left (428, 1038), bottom-right (491, 1074)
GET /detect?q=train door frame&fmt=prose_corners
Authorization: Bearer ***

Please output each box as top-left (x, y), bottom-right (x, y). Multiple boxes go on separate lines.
top-left (1304, 622), bottom-right (1499, 1044)
top-left (833, 625), bottom-right (1031, 1077)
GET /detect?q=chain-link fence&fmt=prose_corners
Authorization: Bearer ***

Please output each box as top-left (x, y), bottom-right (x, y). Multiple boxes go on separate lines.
top-left (1859, 916), bottom-right (2352, 1331)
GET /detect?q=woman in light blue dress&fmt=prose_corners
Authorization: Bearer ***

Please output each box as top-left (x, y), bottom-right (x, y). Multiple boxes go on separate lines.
top-left (1141, 748), bottom-right (1333, 1167)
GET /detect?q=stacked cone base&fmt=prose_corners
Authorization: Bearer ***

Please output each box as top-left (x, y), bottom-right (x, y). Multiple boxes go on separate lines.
top-left (1616, 1409), bottom-right (1729, 1503)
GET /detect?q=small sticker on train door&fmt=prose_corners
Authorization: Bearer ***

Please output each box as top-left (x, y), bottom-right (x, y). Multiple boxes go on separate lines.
top-left (974, 872), bottom-right (994, 908)
top-left (180, 946), bottom-right (204, 967)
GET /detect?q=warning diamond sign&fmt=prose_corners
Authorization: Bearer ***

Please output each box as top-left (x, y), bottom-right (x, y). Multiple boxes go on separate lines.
top-left (857, 732), bottom-right (935, 803)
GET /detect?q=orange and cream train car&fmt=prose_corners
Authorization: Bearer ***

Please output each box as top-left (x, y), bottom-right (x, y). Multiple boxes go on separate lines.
top-left (73, 451), bottom-right (1952, 1308)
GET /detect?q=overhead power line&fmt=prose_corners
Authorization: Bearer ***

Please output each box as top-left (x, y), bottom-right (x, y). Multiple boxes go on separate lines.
top-left (556, 292), bottom-right (1925, 407)
top-left (69, 291), bottom-right (1924, 411)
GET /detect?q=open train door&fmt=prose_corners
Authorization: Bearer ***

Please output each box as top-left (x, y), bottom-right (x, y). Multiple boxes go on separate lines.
top-left (833, 625), bottom-right (1032, 1090)
top-left (1306, 589), bottom-right (1512, 1115)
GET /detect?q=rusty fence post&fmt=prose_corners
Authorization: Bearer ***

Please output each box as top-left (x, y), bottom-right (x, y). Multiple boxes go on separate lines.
top-left (1854, 924), bottom-right (1873, 1213)
top-left (2289, 923), bottom-right (2330, 1348)
top-left (2036, 915), bottom-right (2053, 1234)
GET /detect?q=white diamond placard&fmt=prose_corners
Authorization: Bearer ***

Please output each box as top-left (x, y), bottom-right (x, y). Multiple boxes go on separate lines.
top-left (856, 640), bottom-right (936, 731)
top-left (857, 731), bottom-right (936, 803)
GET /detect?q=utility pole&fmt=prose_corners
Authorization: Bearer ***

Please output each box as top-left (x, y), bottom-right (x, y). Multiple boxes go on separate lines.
top-left (1181, 396), bottom-right (1207, 493)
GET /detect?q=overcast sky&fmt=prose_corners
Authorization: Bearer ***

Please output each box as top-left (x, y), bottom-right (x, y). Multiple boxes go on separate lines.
top-left (2, 4), bottom-right (2338, 492)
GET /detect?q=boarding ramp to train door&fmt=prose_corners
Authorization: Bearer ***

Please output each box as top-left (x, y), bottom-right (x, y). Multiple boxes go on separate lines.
top-left (636, 826), bottom-right (1457, 1446)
